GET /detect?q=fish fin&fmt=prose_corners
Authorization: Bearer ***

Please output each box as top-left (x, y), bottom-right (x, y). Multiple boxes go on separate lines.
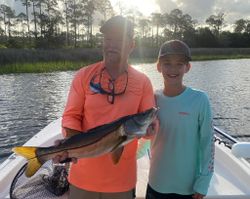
top-left (110, 136), bottom-right (127, 164)
top-left (111, 147), bottom-right (124, 164)
top-left (12, 146), bottom-right (37, 159)
top-left (25, 158), bottom-right (42, 177)
top-left (12, 146), bottom-right (42, 177)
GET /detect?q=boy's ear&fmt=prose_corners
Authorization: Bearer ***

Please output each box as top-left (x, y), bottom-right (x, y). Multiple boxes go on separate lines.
top-left (157, 62), bottom-right (162, 72)
top-left (185, 63), bottom-right (191, 73)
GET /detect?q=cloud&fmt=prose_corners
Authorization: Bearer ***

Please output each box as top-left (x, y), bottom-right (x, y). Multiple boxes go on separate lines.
top-left (155, 0), bottom-right (216, 23)
top-left (5, 0), bottom-right (250, 27)
top-left (155, 0), bottom-right (250, 25)
top-left (3, 0), bottom-right (25, 14)
top-left (214, 0), bottom-right (250, 23)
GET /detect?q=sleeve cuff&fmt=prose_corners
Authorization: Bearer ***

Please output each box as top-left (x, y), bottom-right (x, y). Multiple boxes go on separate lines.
top-left (193, 174), bottom-right (213, 195)
top-left (62, 117), bottom-right (83, 133)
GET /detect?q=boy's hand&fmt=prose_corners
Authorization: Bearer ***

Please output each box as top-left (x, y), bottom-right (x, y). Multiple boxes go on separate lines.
top-left (145, 118), bottom-right (160, 138)
top-left (192, 193), bottom-right (205, 199)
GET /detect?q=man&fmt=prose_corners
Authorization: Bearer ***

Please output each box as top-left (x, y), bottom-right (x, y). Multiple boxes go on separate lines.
top-left (55, 16), bottom-right (155, 199)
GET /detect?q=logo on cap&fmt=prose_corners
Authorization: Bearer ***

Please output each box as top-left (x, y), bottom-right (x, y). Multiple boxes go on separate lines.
top-left (170, 41), bottom-right (185, 51)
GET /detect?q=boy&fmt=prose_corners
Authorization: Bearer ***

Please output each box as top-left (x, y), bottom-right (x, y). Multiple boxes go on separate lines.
top-left (146, 40), bottom-right (214, 199)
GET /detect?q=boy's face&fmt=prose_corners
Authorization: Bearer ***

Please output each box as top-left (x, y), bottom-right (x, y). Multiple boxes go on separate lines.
top-left (157, 54), bottom-right (191, 86)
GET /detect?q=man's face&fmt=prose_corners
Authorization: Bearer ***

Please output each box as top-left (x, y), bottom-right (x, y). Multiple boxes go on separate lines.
top-left (103, 30), bottom-right (134, 65)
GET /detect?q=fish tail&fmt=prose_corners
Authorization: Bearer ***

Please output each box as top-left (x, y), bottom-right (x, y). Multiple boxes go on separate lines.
top-left (12, 146), bottom-right (42, 177)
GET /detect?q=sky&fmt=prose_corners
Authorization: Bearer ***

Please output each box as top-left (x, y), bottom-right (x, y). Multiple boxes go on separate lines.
top-left (3, 0), bottom-right (250, 27)
top-left (109, 0), bottom-right (250, 26)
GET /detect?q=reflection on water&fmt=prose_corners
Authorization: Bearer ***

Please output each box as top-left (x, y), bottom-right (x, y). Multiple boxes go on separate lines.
top-left (185, 59), bottom-right (250, 139)
top-left (0, 59), bottom-right (250, 162)
top-left (0, 72), bottom-right (74, 161)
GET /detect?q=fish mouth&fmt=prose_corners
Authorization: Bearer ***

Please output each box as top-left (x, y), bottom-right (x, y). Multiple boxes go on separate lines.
top-left (123, 107), bottom-right (158, 137)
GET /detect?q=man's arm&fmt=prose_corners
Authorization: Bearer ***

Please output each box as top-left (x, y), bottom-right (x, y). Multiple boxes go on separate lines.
top-left (64, 127), bottom-right (81, 138)
top-left (62, 69), bottom-right (86, 134)
top-left (53, 69), bottom-right (86, 164)
top-left (138, 75), bottom-right (155, 112)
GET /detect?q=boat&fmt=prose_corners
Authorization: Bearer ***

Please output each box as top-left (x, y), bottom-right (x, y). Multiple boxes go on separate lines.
top-left (0, 118), bottom-right (250, 199)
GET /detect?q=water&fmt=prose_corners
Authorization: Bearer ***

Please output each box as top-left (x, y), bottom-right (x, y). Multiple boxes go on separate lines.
top-left (0, 59), bottom-right (250, 163)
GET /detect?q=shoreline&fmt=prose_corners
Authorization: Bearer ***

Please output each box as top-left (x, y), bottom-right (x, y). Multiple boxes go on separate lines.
top-left (1, 47), bottom-right (250, 74)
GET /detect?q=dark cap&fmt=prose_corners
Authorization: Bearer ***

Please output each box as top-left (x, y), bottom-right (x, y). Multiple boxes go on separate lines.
top-left (158, 40), bottom-right (191, 61)
top-left (100, 15), bottom-right (134, 38)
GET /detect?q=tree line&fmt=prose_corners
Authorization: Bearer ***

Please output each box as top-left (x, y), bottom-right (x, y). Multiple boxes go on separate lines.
top-left (1, 0), bottom-right (250, 49)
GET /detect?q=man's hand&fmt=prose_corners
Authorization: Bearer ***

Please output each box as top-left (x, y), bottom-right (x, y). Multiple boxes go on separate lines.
top-left (192, 193), bottom-right (205, 199)
top-left (52, 127), bottom-right (81, 164)
top-left (52, 139), bottom-right (78, 164)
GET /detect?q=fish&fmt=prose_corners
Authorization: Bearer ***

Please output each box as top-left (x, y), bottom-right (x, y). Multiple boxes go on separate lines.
top-left (12, 107), bottom-right (157, 177)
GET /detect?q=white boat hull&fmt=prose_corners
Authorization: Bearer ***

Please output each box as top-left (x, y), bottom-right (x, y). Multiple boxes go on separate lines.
top-left (0, 118), bottom-right (250, 198)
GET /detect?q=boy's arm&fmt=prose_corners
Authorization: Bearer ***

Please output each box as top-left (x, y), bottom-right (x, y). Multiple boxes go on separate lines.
top-left (193, 93), bottom-right (215, 195)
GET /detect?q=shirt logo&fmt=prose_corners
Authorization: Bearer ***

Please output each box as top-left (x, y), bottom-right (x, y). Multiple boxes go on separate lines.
top-left (90, 82), bottom-right (102, 94)
top-left (179, 112), bottom-right (189, 116)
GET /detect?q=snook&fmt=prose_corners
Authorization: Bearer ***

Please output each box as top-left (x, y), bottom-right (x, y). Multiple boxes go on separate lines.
top-left (13, 108), bottom-right (157, 177)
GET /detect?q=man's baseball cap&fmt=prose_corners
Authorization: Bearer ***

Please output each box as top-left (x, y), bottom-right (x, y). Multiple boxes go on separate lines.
top-left (100, 15), bottom-right (134, 38)
top-left (158, 40), bottom-right (191, 61)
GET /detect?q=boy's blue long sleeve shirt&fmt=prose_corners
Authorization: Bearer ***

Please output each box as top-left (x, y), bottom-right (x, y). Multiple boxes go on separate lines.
top-left (149, 87), bottom-right (214, 195)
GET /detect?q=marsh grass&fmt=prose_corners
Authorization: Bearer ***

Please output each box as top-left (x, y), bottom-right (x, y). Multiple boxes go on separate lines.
top-left (191, 48), bottom-right (250, 60)
top-left (0, 48), bottom-right (102, 65)
top-left (192, 54), bottom-right (250, 61)
top-left (1, 48), bottom-right (250, 74)
top-left (0, 61), bottom-right (91, 74)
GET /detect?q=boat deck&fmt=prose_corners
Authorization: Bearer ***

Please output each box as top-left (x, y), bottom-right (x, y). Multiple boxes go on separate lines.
top-left (136, 143), bottom-right (250, 198)
top-left (0, 118), bottom-right (250, 198)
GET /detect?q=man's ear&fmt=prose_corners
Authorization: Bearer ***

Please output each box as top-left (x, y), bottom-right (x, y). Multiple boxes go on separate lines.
top-left (128, 40), bottom-right (135, 54)
top-left (132, 40), bottom-right (136, 51)
top-left (131, 40), bottom-right (135, 49)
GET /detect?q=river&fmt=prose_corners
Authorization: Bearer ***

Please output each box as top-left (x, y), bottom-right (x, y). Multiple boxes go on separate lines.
top-left (0, 59), bottom-right (250, 163)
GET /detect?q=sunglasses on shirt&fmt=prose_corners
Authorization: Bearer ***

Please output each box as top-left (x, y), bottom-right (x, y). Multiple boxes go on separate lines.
top-left (89, 68), bottom-right (128, 104)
